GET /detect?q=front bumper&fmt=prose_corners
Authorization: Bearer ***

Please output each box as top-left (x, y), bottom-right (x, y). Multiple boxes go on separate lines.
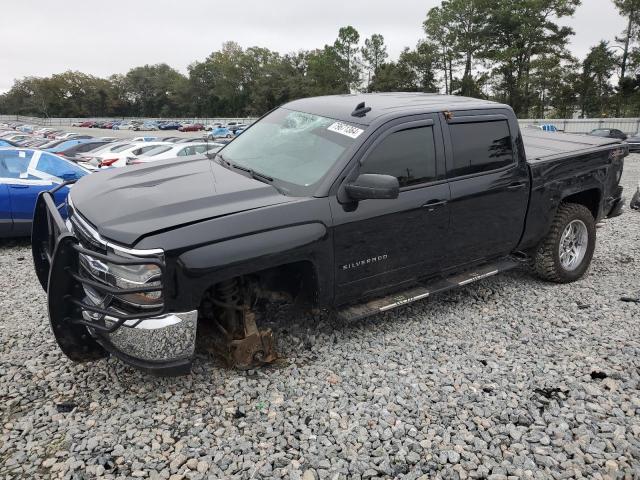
top-left (32, 187), bottom-right (197, 375)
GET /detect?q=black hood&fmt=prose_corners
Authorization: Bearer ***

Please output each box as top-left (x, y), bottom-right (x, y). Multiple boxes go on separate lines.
top-left (70, 157), bottom-right (293, 246)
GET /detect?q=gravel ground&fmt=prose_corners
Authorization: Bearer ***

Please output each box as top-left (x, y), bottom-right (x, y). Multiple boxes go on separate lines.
top-left (1, 157), bottom-right (639, 480)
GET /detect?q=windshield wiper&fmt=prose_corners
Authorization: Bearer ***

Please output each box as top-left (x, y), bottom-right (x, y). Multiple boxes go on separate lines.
top-left (216, 154), bottom-right (283, 192)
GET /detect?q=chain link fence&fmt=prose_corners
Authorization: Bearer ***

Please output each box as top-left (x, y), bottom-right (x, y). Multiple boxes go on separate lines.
top-left (519, 118), bottom-right (640, 135)
top-left (3, 114), bottom-right (640, 135)
top-left (0, 115), bottom-right (257, 127)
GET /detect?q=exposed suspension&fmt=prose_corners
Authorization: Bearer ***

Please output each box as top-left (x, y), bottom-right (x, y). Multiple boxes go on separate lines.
top-left (204, 277), bottom-right (277, 369)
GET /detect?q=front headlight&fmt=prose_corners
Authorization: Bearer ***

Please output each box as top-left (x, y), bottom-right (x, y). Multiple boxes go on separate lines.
top-left (79, 252), bottom-right (163, 308)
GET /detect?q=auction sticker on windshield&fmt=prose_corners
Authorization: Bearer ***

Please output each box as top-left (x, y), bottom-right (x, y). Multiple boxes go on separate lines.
top-left (327, 122), bottom-right (364, 139)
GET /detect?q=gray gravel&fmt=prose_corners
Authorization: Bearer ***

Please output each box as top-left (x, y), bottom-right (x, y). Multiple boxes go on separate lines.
top-left (1, 156), bottom-right (639, 479)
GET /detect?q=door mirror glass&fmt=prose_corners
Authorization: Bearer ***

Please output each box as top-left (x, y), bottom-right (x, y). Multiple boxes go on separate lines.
top-left (345, 174), bottom-right (399, 201)
top-left (61, 171), bottom-right (78, 181)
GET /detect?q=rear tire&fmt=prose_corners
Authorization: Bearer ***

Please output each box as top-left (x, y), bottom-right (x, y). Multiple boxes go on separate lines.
top-left (533, 203), bottom-right (596, 283)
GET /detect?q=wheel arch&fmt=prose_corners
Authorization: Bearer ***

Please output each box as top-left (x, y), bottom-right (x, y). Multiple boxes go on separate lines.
top-left (561, 187), bottom-right (601, 219)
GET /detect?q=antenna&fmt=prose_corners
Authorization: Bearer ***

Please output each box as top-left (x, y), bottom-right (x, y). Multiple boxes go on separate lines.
top-left (351, 102), bottom-right (372, 118)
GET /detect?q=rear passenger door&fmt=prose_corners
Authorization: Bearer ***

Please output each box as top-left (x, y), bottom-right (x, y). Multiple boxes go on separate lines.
top-left (443, 113), bottom-right (529, 268)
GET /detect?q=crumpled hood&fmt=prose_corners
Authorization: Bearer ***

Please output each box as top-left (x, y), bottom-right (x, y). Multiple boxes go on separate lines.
top-left (71, 157), bottom-right (293, 246)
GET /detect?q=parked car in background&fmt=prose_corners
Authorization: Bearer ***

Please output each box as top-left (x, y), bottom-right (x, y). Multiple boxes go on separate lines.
top-left (0, 139), bottom-right (19, 147)
top-left (159, 136), bottom-right (181, 142)
top-left (207, 127), bottom-right (233, 139)
top-left (46, 130), bottom-right (64, 139)
top-left (3, 134), bottom-right (32, 143)
top-left (588, 128), bottom-right (627, 140)
top-left (79, 121), bottom-right (95, 127)
top-left (54, 132), bottom-right (82, 140)
top-left (135, 121), bottom-right (159, 131)
top-left (175, 137), bottom-right (210, 143)
top-left (56, 141), bottom-right (113, 161)
top-left (113, 121), bottom-right (137, 130)
top-left (96, 142), bottom-right (172, 168)
top-left (0, 148), bottom-right (89, 237)
top-left (528, 124), bottom-right (559, 132)
top-left (131, 136), bottom-right (157, 142)
top-left (624, 132), bottom-right (640, 152)
top-left (128, 142), bottom-right (223, 164)
top-left (158, 121), bottom-right (183, 130)
top-left (45, 139), bottom-right (94, 153)
top-left (178, 123), bottom-right (205, 132)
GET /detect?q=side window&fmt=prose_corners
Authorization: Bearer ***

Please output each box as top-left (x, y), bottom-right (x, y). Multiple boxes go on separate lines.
top-left (36, 153), bottom-right (87, 179)
top-left (448, 120), bottom-right (514, 177)
top-left (360, 126), bottom-right (437, 187)
top-left (36, 153), bottom-right (71, 177)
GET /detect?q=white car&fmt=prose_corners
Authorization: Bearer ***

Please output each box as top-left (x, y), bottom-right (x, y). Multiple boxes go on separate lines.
top-left (96, 142), bottom-right (172, 168)
top-left (113, 122), bottom-right (138, 130)
top-left (54, 132), bottom-right (80, 140)
top-left (129, 142), bottom-right (223, 164)
top-left (130, 136), bottom-right (158, 142)
top-left (3, 134), bottom-right (31, 142)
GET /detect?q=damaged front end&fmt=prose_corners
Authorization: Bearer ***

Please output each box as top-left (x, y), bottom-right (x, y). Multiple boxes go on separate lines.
top-left (32, 188), bottom-right (197, 375)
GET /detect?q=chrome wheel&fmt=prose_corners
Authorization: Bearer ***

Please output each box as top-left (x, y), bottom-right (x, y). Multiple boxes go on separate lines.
top-left (558, 219), bottom-right (588, 271)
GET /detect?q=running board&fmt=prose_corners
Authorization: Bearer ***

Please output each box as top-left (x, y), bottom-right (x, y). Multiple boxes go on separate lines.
top-left (337, 257), bottom-right (520, 322)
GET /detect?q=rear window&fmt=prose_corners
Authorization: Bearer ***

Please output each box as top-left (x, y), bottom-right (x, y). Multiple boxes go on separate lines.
top-left (111, 144), bottom-right (132, 153)
top-left (449, 120), bottom-right (514, 177)
top-left (145, 146), bottom-right (172, 156)
top-left (0, 150), bottom-right (32, 178)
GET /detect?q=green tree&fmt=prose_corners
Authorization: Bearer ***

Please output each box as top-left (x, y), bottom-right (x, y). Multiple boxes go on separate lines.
top-left (362, 34), bottom-right (388, 88)
top-left (579, 41), bottom-right (619, 117)
top-left (424, 0), bottom-right (489, 96)
top-left (333, 26), bottom-right (362, 91)
top-left (482, 0), bottom-right (580, 117)
top-left (124, 63), bottom-right (188, 117)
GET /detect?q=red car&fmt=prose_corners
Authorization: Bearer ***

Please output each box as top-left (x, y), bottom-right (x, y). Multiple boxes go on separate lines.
top-left (178, 123), bottom-right (205, 132)
top-left (79, 121), bottom-right (94, 127)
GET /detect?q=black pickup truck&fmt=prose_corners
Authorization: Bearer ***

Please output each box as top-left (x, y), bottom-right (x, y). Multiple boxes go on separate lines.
top-left (32, 93), bottom-right (627, 375)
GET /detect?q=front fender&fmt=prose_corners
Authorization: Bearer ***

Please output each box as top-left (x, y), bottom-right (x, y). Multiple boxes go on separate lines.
top-left (171, 222), bottom-right (332, 311)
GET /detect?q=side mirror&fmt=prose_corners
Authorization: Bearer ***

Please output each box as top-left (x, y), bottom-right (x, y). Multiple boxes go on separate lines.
top-left (61, 171), bottom-right (78, 181)
top-left (345, 174), bottom-right (399, 201)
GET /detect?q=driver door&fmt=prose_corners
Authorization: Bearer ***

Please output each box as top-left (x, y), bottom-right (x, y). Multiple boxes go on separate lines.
top-left (330, 115), bottom-right (450, 305)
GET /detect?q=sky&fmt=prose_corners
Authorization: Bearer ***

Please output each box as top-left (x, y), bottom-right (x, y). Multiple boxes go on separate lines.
top-left (0, 0), bottom-right (628, 93)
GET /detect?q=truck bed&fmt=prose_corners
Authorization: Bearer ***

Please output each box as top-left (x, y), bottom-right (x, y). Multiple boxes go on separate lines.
top-left (522, 129), bottom-right (623, 163)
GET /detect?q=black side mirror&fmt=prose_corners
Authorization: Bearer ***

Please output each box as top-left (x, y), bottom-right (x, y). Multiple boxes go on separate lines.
top-left (345, 174), bottom-right (399, 201)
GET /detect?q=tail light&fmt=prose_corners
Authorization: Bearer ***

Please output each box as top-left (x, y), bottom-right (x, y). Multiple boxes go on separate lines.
top-left (99, 158), bottom-right (119, 167)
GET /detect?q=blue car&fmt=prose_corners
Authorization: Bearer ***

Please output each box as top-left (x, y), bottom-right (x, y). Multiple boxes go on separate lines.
top-left (0, 148), bottom-right (89, 237)
top-left (207, 127), bottom-right (233, 139)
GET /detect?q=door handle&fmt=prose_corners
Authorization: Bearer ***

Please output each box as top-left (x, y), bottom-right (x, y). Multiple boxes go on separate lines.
top-left (9, 184), bottom-right (29, 189)
top-left (422, 199), bottom-right (448, 211)
top-left (507, 182), bottom-right (526, 190)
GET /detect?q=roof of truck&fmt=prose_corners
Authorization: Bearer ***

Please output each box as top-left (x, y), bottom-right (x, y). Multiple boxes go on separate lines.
top-left (284, 93), bottom-right (507, 125)
top-left (522, 128), bottom-right (623, 163)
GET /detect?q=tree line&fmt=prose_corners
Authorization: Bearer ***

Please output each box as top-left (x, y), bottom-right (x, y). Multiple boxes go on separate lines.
top-left (2, 0), bottom-right (640, 119)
